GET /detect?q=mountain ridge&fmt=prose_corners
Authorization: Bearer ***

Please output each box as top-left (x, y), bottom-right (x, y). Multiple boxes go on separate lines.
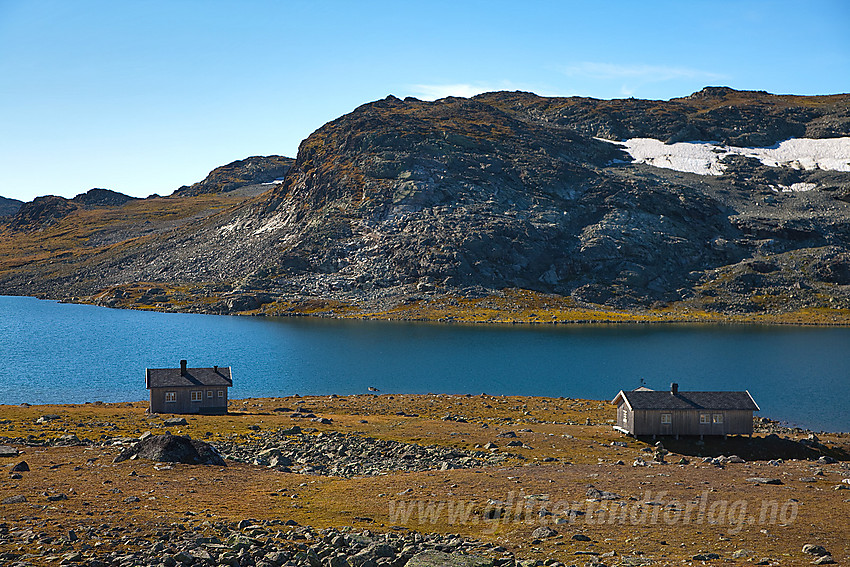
top-left (1, 87), bottom-right (850, 323)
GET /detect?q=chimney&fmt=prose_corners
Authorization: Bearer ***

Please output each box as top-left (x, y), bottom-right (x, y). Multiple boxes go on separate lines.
top-left (180, 360), bottom-right (187, 376)
top-left (213, 365), bottom-right (218, 374)
top-left (671, 382), bottom-right (678, 395)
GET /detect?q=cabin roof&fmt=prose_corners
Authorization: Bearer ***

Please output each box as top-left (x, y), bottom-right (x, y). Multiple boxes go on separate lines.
top-left (146, 367), bottom-right (232, 389)
top-left (612, 389), bottom-right (759, 411)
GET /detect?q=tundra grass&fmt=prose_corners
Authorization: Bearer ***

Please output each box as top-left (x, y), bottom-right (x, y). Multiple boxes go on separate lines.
top-left (1, 395), bottom-right (848, 564)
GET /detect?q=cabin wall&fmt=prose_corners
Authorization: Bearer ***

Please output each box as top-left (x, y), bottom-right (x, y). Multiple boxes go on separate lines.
top-left (149, 387), bottom-right (228, 414)
top-left (617, 403), bottom-right (634, 433)
top-left (629, 409), bottom-right (754, 436)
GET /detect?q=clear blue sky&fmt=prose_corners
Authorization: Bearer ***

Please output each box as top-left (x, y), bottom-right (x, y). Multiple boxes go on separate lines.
top-left (1, 0), bottom-right (848, 202)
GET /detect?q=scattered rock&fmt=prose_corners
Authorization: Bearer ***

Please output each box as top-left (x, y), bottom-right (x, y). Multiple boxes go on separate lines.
top-left (407, 550), bottom-right (493, 567)
top-left (586, 486), bottom-right (621, 500)
top-left (10, 461), bottom-right (29, 472)
top-left (163, 417), bottom-right (188, 427)
top-left (571, 534), bottom-right (591, 541)
top-left (219, 430), bottom-right (505, 476)
top-left (35, 414), bottom-right (60, 424)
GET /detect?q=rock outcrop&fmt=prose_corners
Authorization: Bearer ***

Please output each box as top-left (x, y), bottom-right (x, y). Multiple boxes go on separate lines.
top-left (174, 155), bottom-right (294, 196)
top-left (113, 434), bottom-right (226, 466)
top-left (0, 196), bottom-right (23, 218)
top-left (4, 188), bottom-right (137, 232)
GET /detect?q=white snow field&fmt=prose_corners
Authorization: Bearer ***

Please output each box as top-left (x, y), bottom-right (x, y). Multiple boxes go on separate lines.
top-left (603, 137), bottom-right (850, 176)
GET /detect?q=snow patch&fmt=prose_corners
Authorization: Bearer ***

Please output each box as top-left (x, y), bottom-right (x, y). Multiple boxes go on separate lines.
top-left (603, 137), bottom-right (850, 176)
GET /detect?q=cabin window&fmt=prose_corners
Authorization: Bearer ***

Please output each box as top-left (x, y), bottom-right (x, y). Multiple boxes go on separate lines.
top-left (165, 392), bottom-right (176, 402)
top-left (206, 390), bottom-right (213, 398)
top-left (700, 413), bottom-right (710, 424)
top-left (660, 413), bottom-right (671, 424)
top-left (218, 390), bottom-right (224, 398)
top-left (191, 390), bottom-right (203, 402)
top-left (713, 413), bottom-right (724, 424)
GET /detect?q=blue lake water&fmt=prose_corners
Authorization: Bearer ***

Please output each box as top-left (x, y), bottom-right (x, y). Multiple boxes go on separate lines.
top-left (0, 295), bottom-right (848, 432)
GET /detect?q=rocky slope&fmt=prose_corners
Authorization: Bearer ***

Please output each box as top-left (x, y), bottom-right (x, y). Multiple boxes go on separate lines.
top-left (0, 196), bottom-right (22, 218)
top-left (2, 87), bottom-right (850, 321)
top-left (173, 155), bottom-right (294, 196)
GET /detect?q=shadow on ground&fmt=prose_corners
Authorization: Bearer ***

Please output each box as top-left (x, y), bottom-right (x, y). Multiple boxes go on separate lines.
top-left (636, 434), bottom-right (850, 462)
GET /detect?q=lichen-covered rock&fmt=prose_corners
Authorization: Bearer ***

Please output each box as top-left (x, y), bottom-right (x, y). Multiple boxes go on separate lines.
top-left (113, 434), bottom-right (225, 466)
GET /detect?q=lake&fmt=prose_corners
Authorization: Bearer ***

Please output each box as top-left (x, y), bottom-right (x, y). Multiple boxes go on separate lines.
top-left (0, 295), bottom-right (848, 432)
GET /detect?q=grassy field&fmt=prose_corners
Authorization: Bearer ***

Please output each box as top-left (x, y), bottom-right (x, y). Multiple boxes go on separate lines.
top-left (1, 395), bottom-right (848, 565)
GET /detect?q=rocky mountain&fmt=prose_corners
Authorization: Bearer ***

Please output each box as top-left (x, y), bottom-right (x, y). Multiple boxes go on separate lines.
top-left (71, 188), bottom-right (137, 208)
top-left (173, 155), bottom-right (294, 196)
top-left (4, 188), bottom-right (138, 232)
top-left (2, 87), bottom-right (850, 322)
top-left (0, 196), bottom-right (23, 218)
top-left (474, 87), bottom-right (850, 146)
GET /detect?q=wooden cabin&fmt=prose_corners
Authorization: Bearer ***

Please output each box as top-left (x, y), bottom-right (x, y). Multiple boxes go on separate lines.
top-left (146, 360), bottom-right (232, 415)
top-left (611, 383), bottom-right (759, 437)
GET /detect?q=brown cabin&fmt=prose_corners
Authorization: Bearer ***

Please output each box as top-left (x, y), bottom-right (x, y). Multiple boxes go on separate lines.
top-left (145, 360), bottom-right (232, 415)
top-left (611, 383), bottom-right (759, 438)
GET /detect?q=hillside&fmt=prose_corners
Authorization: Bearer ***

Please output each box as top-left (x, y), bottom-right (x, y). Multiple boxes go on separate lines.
top-left (0, 196), bottom-right (23, 218)
top-left (2, 88), bottom-right (850, 323)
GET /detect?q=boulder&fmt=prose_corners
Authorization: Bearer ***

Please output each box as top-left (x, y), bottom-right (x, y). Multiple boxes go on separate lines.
top-left (113, 434), bottom-right (226, 466)
top-left (531, 526), bottom-right (557, 539)
top-left (746, 477), bottom-right (783, 485)
top-left (586, 486), bottom-right (622, 500)
top-left (1, 495), bottom-right (27, 504)
top-left (163, 417), bottom-right (188, 427)
top-left (802, 545), bottom-right (829, 557)
top-left (10, 461), bottom-right (29, 472)
top-left (0, 445), bottom-right (19, 457)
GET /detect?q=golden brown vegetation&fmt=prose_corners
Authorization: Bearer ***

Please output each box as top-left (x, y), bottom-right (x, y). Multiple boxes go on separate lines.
top-left (1, 396), bottom-right (848, 564)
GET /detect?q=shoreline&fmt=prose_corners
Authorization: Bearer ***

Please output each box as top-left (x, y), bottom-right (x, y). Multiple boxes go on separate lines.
top-left (3, 396), bottom-right (850, 436)
top-left (6, 289), bottom-right (850, 327)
